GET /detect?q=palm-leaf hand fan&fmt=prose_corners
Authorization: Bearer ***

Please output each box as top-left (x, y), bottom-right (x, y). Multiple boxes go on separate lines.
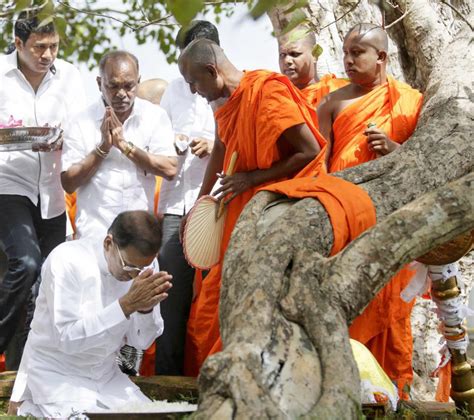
top-left (184, 151), bottom-right (238, 269)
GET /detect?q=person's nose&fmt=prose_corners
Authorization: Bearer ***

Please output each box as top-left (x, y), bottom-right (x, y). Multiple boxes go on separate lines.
top-left (283, 55), bottom-right (293, 67)
top-left (42, 47), bottom-right (53, 61)
top-left (116, 88), bottom-right (127, 98)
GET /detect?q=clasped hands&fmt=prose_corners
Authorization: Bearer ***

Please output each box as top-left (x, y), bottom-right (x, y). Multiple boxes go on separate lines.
top-left (119, 269), bottom-right (172, 317)
top-left (364, 126), bottom-right (399, 156)
top-left (99, 107), bottom-right (127, 153)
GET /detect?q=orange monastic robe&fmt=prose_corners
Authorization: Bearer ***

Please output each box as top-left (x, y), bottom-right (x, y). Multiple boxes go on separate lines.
top-left (184, 70), bottom-right (325, 376)
top-left (301, 74), bottom-right (349, 108)
top-left (329, 75), bottom-right (423, 172)
top-left (264, 75), bottom-right (423, 396)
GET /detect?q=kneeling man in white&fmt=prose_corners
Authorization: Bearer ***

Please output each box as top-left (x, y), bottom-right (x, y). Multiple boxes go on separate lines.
top-left (10, 210), bottom-right (172, 418)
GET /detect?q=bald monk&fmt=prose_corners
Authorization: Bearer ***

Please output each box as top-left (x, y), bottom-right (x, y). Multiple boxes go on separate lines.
top-left (266, 23), bottom-right (423, 397)
top-left (179, 39), bottom-right (325, 375)
top-left (136, 78), bottom-right (168, 105)
top-left (278, 27), bottom-right (348, 108)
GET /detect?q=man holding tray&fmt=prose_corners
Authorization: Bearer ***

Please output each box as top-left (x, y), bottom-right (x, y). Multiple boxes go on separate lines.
top-left (0, 10), bottom-right (86, 369)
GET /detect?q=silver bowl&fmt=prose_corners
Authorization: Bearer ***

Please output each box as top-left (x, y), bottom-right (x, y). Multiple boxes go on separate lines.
top-left (0, 127), bottom-right (62, 152)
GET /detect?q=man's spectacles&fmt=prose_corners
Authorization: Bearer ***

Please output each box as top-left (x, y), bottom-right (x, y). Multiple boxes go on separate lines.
top-left (114, 242), bottom-right (156, 275)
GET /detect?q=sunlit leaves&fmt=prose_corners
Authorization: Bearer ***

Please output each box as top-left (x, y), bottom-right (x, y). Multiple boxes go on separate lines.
top-left (166, 0), bottom-right (203, 26)
top-left (15, 0), bottom-right (32, 12)
top-left (280, 9), bottom-right (308, 35)
top-left (312, 43), bottom-right (323, 58)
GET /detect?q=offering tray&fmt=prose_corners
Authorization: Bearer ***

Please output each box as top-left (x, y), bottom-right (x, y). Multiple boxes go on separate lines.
top-left (0, 126), bottom-right (62, 152)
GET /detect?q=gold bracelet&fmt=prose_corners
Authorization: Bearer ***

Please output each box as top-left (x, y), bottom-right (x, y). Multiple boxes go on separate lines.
top-left (122, 141), bottom-right (135, 157)
top-left (95, 145), bottom-right (108, 158)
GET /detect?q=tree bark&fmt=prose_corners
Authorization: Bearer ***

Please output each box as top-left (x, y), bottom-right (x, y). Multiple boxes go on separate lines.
top-left (194, 2), bottom-right (473, 418)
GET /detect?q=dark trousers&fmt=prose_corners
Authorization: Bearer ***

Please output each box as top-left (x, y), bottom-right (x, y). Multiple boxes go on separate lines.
top-left (0, 195), bottom-right (65, 368)
top-left (156, 214), bottom-right (194, 375)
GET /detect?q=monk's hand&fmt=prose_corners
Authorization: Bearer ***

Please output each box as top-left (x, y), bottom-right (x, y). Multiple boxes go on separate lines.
top-left (365, 127), bottom-right (399, 156)
top-left (190, 137), bottom-right (214, 158)
top-left (213, 172), bottom-right (254, 204)
top-left (119, 269), bottom-right (172, 317)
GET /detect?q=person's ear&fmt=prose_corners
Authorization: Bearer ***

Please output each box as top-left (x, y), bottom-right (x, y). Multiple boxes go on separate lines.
top-left (14, 37), bottom-right (23, 52)
top-left (206, 63), bottom-right (218, 79)
top-left (377, 50), bottom-right (387, 64)
top-left (103, 234), bottom-right (113, 251)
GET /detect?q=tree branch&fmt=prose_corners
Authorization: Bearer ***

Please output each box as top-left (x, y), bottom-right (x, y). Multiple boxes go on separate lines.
top-left (332, 172), bottom-right (474, 322)
top-left (439, 0), bottom-right (474, 31)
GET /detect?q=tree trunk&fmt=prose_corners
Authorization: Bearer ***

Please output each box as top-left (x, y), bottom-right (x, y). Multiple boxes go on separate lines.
top-left (194, 2), bottom-right (473, 418)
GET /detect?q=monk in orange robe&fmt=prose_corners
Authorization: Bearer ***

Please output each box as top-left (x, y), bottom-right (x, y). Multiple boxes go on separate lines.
top-left (266, 23), bottom-right (423, 397)
top-left (179, 39), bottom-right (326, 375)
top-left (278, 28), bottom-right (348, 109)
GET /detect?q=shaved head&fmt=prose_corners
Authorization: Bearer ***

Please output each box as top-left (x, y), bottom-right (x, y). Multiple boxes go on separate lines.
top-left (136, 78), bottom-right (168, 105)
top-left (178, 38), bottom-right (227, 70)
top-left (345, 23), bottom-right (388, 52)
top-left (178, 38), bottom-right (241, 102)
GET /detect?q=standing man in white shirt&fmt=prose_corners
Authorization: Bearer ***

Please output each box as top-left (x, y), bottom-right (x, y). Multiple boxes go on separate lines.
top-left (156, 21), bottom-right (218, 375)
top-left (0, 11), bottom-right (86, 369)
top-left (61, 50), bottom-right (178, 240)
top-left (9, 210), bottom-right (172, 418)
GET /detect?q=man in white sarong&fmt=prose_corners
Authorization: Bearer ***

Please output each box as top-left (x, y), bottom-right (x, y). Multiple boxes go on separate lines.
top-left (9, 210), bottom-right (172, 418)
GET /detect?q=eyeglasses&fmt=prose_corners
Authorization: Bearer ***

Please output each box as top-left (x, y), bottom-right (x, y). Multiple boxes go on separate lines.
top-left (114, 242), bottom-right (156, 275)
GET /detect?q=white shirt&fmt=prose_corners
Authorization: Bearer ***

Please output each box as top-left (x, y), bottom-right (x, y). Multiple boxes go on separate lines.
top-left (158, 77), bottom-right (215, 215)
top-left (62, 97), bottom-right (176, 239)
top-left (0, 52), bottom-right (86, 219)
top-left (11, 238), bottom-right (163, 407)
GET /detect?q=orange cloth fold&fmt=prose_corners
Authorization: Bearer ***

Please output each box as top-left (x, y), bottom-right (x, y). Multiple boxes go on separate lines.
top-left (183, 70), bottom-right (325, 375)
top-left (301, 74), bottom-right (349, 109)
top-left (65, 192), bottom-right (77, 234)
top-left (265, 76), bottom-right (422, 396)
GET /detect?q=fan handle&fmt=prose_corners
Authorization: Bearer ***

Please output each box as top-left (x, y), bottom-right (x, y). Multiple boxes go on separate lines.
top-left (216, 151), bottom-right (238, 219)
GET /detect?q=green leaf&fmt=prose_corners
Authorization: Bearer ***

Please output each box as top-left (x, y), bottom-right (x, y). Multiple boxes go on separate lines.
top-left (166, 0), bottom-right (203, 26)
top-left (54, 16), bottom-right (67, 41)
top-left (15, 0), bottom-right (32, 12)
top-left (250, 0), bottom-right (276, 19)
top-left (280, 9), bottom-right (308, 36)
top-left (283, 0), bottom-right (309, 15)
top-left (287, 27), bottom-right (309, 43)
top-left (36, 0), bottom-right (55, 27)
top-left (312, 43), bottom-right (323, 59)
top-left (37, 15), bottom-right (54, 28)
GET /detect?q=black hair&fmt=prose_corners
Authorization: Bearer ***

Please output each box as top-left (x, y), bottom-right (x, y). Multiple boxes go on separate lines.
top-left (98, 50), bottom-right (140, 76)
top-left (108, 211), bottom-right (162, 256)
top-left (14, 10), bottom-right (56, 44)
top-left (176, 20), bottom-right (220, 50)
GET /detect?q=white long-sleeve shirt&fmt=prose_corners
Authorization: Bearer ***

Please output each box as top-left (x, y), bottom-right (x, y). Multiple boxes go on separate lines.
top-left (158, 77), bottom-right (215, 215)
top-left (0, 52), bottom-right (86, 219)
top-left (62, 97), bottom-right (176, 238)
top-left (11, 238), bottom-right (164, 407)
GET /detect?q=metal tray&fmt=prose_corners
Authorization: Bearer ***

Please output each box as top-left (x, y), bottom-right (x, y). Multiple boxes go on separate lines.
top-left (0, 127), bottom-right (62, 152)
